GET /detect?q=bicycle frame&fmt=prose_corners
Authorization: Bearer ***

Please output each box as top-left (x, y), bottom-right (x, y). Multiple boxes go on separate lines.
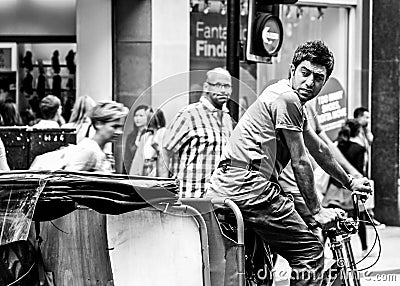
top-left (181, 193), bottom-right (371, 286)
top-left (324, 193), bottom-right (363, 286)
top-left (325, 231), bottom-right (360, 286)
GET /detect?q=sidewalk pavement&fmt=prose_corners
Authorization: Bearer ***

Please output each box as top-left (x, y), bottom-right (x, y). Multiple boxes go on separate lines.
top-left (354, 225), bottom-right (400, 286)
top-left (274, 225), bottom-right (400, 286)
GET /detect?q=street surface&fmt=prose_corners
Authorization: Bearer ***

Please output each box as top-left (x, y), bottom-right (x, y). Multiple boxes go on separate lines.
top-left (274, 226), bottom-right (400, 286)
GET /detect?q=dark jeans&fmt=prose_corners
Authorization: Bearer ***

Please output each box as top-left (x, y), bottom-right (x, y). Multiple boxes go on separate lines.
top-left (238, 183), bottom-right (324, 286)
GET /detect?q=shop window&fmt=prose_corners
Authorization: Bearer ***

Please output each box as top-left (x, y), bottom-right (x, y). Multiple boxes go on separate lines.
top-left (189, 0), bottom-right (257, 115)
top-left (0, 44), bottom-right (17, 104)
top-left (17, 43), bottom-right (77, 122)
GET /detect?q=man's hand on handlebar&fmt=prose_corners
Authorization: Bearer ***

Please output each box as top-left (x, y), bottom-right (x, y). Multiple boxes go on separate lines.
top-left (349, 176), bottom-right (372, 202)
top-left (313, 207), bottom-right (346, 227)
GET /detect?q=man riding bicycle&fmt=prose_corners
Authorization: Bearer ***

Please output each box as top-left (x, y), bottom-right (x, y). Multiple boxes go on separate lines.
top-left (205, 40), bottom-right (372, 286)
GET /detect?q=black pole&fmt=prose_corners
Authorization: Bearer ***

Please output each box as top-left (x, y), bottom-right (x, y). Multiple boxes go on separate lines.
top-left (226, 0), bottom-right (240, 123)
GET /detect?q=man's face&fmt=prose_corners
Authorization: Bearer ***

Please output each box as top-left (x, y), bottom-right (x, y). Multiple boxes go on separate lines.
top-left (357, 111), bottom-right (370, 127)
top-left (97, 118), bottom-right (124, 143)
top-left (291, 60), bottom-right (328, 103)
top-left (204, 72), bottom-right (232, 109)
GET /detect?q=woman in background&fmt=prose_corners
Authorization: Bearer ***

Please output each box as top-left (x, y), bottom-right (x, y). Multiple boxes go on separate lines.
top-left (0, 101), bottom-right (24, 126)
top-left (129, 109), bottom-right (166, 176)
top-left (123, 105), bottom-right (152, 173)
top-left (62, 95), bottom-right (96, 143)
top-left (40, 102), bottom-right (128, 285)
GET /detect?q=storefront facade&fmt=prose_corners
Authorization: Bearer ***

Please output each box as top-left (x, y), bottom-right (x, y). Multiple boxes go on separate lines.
top-left (1, 0), bottom-right (368, 134)
top-left (0, 0), bottom-right (112, 113)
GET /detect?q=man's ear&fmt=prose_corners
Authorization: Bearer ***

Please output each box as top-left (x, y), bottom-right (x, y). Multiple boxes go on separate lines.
top-left (203, 82), bottom-right (209, 92)
top-left (290, 64), bottom-right (295, 78)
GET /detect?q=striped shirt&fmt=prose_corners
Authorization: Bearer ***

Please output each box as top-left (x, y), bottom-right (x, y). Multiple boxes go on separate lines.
top-left (163, 96), bottom-right (233, 198)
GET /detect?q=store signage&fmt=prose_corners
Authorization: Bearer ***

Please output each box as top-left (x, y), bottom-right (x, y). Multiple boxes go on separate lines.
top-left (260, 15), bottom-right (283, 55)
top-left (315, 77), bottom-right (347, 131)
top-left (190, 13), bottom-right (247, 61)
top-left (0, 0), bottom-right (75, 37)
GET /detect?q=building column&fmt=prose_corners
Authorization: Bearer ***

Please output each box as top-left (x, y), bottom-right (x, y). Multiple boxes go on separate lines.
top-left (76, 0), bottom-right (112, 102)
top-left (113, 0), bottom-right (152, 173)
top-left (371, 0), bottom-right (400, 225)
top-left (113, 0), bottom-right (152, 108)
top-left (151, 0), bottom-right (190, 124)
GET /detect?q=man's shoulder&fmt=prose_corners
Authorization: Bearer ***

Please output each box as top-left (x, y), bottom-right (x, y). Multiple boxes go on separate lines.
top-left (261, 79), bottom-right (293, 94)
top-left (188, 101), bottom-right (204, 109)
top-left (259, 79), bottom-right (298, 103)
top-left (173, 101), bottom-right (209, 120)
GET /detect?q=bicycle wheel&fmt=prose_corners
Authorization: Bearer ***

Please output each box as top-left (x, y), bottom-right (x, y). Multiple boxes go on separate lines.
top-left (245, 231), bottom-right (275, 286)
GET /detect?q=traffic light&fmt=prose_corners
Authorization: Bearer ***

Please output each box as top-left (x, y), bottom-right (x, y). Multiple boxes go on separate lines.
top-left (245, 0), bottom-right (298, 63)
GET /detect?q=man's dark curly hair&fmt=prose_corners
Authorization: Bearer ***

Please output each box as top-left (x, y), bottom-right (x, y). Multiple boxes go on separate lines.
top-left (291, 40), bottom-right (335, 79)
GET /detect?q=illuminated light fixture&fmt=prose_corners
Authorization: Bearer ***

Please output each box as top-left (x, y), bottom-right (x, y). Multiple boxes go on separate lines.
top-left (220, 0), bottom-right (226, 15)
top-left (317, 7), bottom-right (324, 20)
top-left (310, 7), bottom-right (324, 21)
top-left (296, 6), bottom-right (303, 19)
top-left (310, 8), bottom-right (317, 21)
top-left (240, 0), bottom-right (248, 16)
top-left (203, 0), bottom-right (210, 14)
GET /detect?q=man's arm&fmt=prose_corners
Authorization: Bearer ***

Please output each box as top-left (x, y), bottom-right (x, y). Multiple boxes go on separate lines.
top-left (304, 127), bottom-right (350, 185)
top-left (364, 126), bottom-right (374, 145)
top-left (318, 131), bottom-right (362, 178)
top-left (158, 111), bottom-right (190, 178)
top-left (282, 128), bottom-right (345, 225)
top-left (304, 127), bottom-right (371, 193)
top-left (305, 102), bottom-right (361, 177)
top-left (281, 129), bottom-right (321, 215)
top-left (158, 147), bottom-right (172, 177)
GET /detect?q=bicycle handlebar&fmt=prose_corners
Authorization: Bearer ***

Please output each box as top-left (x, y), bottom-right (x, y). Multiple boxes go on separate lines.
top-left (325, 193), bottom-right (364, 237)
top-left (352, 192), bottom-right (359, 222)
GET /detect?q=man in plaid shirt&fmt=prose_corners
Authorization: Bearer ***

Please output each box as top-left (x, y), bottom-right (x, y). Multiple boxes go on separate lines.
top-left (160, 67), bottom-right (233, 198)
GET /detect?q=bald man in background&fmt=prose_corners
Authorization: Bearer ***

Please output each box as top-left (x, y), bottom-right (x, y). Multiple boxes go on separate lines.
top-left (160, 67), bottom-right (234, 198)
